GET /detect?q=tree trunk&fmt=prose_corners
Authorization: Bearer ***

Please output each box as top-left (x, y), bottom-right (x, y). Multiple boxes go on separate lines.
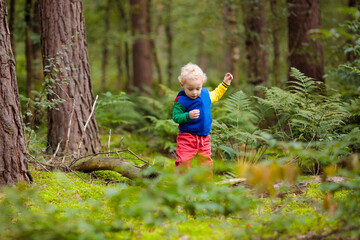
top-left (347, 0), bottom-right (359, 62)
top-left (39, 0), bottom-right (101, 156)
top-left (241, 0), bottom-right (268, 96)
top-left (287, 0), bottom-right (324, 84)
top-left (115, 0), bottom-right (131, 92)
top-left (0, 0), bottom-right (32, 185)
top-left (8, 0), bottom-right (15, 57)
top-left (270, 0), bottom-right (281, 87)
top-left (115, 42), bottom-right (123, 90)
top-left (101, 0), bottom-right (111, 92)
top-left (147, 0), bottom-right (162, 85)
top-left (31, 0), bottom-right (43, 85)
top-left (164, 0), bottom-right (173, 88)
top-left (130, 0), bottom-right (154, 93)
top-left (26, 0), bottom-right (44, 127)
top-left (223, 0), bottom-right (239, 86)
top-left (25, 0), bottom-right (34, 99)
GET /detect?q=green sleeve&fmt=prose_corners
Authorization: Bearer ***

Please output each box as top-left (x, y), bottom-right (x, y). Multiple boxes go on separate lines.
top-left (172, 101), bottom-right (191, 124)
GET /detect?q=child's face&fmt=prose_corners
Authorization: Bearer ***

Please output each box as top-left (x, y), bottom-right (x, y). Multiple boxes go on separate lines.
top-left (180, 77), bottom-right (203, 99)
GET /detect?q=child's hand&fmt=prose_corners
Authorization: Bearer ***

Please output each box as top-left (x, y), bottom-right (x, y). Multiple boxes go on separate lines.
top-left (224, 73), bottom-right (233, 85)
top-left (189, 109), bottom-right (200, 119)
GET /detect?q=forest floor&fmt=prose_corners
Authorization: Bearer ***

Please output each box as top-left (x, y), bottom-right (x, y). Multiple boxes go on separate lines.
top-left (3, 133), bottom-right (353, 239)
top-left (23, 161), bottom-right (349, 240)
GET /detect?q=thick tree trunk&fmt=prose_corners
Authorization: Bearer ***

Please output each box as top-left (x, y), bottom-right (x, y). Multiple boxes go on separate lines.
top-left (270, 0), bottom-right (281, 87)
top-left (0, 0), bottom-right (31, 185)
top-left (39, 0), bottom-right (101, 156)
top-left (287, 0), bottom-right (324, 84)
top-left (101, 0), bottom-right (111, 92)
top-left (224, 0), bottom-right (239, 86)
top-left (130, 0), bottom-right (154, 93)
top-left (241, 0), bottom-right (268, 96)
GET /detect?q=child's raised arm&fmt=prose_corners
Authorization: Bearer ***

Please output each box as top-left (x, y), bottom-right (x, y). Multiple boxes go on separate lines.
top-left (209, 73), bottom-right (233, 103)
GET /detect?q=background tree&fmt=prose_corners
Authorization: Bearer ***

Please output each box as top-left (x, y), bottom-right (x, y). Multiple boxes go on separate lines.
top-left (39, 0), bottom-right (101, 156)
top-left (287, 0), bottom-right (324, 85)
top-left (347, 0), bottom-right (360, 62)
top-left (25, 0), bottom-right (33, 98)
top-left (130, 0), bottom-right (154, 93)
top-left (164, 0), bottom-right (173, 88)
top-left (0, 0), bottom-right (31, 185)
top-left (241, 0), bottom-right (268, 95)
top-left (114, 0), bottom-right (131, 91)
top-left (31, 0), bottom-right (43, 85)
top-left (223, 0), bottom-right (239, 86)
top-left (100, 0), bottom-right (111, 92)
top-left (270, 0), bottom-right (281, 87)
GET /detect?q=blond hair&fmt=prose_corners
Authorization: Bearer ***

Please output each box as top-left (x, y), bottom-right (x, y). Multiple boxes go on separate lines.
top-left (178, 63), bottom-right (207, 84)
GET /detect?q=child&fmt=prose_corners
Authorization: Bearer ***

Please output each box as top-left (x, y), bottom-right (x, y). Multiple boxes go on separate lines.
top-left (172, 63), bottom-right (233, 174)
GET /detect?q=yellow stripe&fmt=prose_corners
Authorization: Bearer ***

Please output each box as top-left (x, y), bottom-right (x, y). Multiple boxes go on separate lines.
top-left (210, 82), bottom-right (228, 103)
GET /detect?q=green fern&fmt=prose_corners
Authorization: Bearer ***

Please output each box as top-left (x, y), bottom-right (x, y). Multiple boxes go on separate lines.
top-left (288, 67), bottom-right (320, 96)
top-left (257, 68), bottom-right (348, 142)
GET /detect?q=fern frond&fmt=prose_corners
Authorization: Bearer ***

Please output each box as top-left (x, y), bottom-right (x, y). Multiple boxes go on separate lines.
top-left (225, 90), bottom-right (252, 113)
top-left (288, 67), bottom-right (320, 95)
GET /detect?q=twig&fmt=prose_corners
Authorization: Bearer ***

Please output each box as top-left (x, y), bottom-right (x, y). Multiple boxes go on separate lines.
top-left (48, 140), bottom-right (62, 164)
top-left (61, 163), bottom-right (89, 184)
top-left (270, 203), bottom-right (287, 214)
top-left (123, 149), bottom-right (151, 165)
top-left (70, 149), bottom-right (152, 167)
top-left (107, 129), bottom-right (111, 156)
top-left (27, 154), bottom-right (51, 172)
top-left (77, 95), bottom-right (98, 158)
top-left (65, 100), bottom-right (76, 151)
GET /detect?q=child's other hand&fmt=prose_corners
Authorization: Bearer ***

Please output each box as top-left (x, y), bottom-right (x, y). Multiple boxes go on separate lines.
top-left (224, 73), bottom-right (233, 84)
top-left (189, 109), bottom-right (200, 119)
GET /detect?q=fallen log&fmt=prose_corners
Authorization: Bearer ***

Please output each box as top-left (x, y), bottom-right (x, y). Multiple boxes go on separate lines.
top-left (71, 156), bottom-right (142, 180)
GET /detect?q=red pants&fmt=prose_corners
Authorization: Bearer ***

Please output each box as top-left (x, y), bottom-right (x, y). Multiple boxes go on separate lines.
top-left (175, 132), bottom-right (213, 169)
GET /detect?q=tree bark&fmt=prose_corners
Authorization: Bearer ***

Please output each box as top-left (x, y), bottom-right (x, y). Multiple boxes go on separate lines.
top-left (0, 0), bottom-right (32, 185)
top-left (241, 0), bottom-right (268, 96)
top-left (224, 0), bottom-right (239, 86)
top-left (270, 0), bottom-right (281, 87)
top-left (8, 0), bottom-right (15, 57)
top-left (287, 0), bottom-right (324, 84)
top-left (101, 0), bottom-right (111, 92)
top-left (130, 0), bottom-right (154, 93)
top-left (39, 0), bottom-right (101, 156)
